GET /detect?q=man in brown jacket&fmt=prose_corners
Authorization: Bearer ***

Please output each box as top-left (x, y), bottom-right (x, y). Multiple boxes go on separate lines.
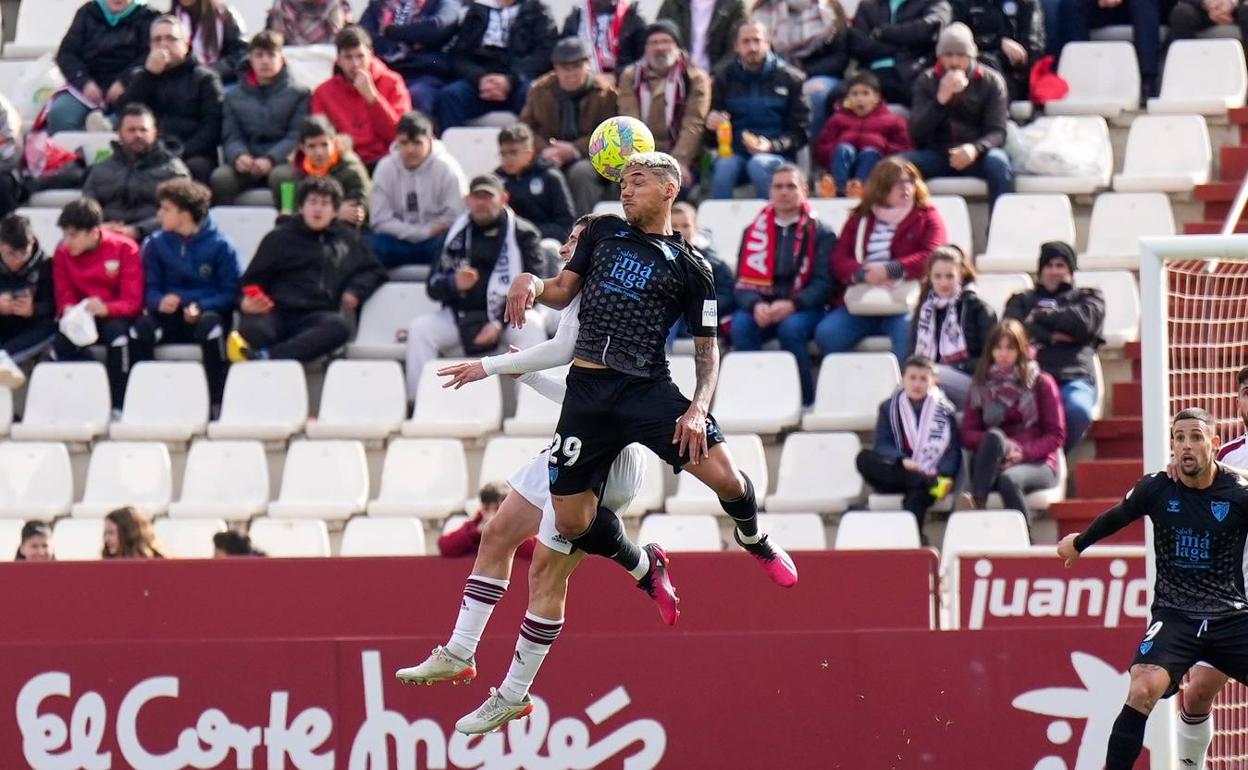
top-left (617, 21), bottom-right (711, 191)
top-left (518, 37), bottom-right (618, 215)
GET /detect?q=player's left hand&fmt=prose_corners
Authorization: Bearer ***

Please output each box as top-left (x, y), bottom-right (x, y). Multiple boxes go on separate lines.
top-left (1057, 533), bottom-right (1080, 568)
top-left (438, 359), bottom-right (488, 389)
top-left (673, 405), bottom-right (710, 464)
top-left (505, 274), bottom-right (537, 328)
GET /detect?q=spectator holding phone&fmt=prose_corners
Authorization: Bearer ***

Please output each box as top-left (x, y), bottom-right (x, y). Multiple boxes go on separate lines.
top-left (0, 214), bottom-right (57, 388)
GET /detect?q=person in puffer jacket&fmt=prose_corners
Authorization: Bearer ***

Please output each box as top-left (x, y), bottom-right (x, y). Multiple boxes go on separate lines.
top-left (813, 71), bottom-right (912, 199)
top-left (131, 180), bottom-right (240, 410)
top-left (0, 214), bottom-right (57, 370)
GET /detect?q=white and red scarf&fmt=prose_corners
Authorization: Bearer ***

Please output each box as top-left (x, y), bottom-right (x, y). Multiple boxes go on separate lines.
top-left (635, 53), bottom-right (687, 147)
top-left (579, 0), bottom-right (631, 73)
top-left (736, 202), bottom-right (817, 297)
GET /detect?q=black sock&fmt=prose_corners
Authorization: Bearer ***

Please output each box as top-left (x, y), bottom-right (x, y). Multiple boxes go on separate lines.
top-left (720, 472), bottom-right (758, 537)
top-left (568, 506), bottom-right (641, 572)
top-left (1105, 704), bottom-right (1148, 770)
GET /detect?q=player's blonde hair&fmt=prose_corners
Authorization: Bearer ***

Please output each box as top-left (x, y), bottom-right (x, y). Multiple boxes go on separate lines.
top-left (623, 152), bottom-right (682, 188)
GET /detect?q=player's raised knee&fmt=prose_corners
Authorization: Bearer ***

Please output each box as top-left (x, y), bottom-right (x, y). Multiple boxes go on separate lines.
top-left (1126, 665), bottom-right (1171, 713)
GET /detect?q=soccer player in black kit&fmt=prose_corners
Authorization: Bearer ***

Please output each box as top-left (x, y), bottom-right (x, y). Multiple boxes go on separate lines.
top-left (1057, 407), bottom-right (1248, 769)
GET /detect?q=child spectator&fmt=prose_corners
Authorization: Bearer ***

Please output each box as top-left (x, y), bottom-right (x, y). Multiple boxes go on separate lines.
top-left (813, 72), bottom-right (912, 199)
top-left (14, 521), bottom-right (54, 561)
top-left (0, 213), bottom-right (57, 386)
top-left (495, 123), bottom-right (577, 243)
top-left (213, 530), bottom-right (267, 557)
top-left (267, 0), bottom-right (353, 45)
top-left (172, 0), bottom-right (249, 85)
top-left (103, 506), bottom-right (166, 559)
top-left (438, 482), bottom-right (537, 558)
top-left (288, 116), bottom-right (373, 226)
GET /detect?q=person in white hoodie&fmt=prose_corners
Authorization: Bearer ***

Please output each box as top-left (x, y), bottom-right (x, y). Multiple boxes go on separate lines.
top-left (368, 111), bottom-right (468, 268)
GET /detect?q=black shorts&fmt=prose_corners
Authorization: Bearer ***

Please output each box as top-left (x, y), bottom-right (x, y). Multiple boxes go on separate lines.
top-left (1131, 608), bottom-right (1248, 697)
top-left (547, 366), bottom-right (726, 496)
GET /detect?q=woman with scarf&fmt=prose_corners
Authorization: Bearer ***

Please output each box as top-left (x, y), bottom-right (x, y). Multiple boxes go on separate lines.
top-left (855, 355), bottom-right (960, 538)
top-left (171, 0), bottom-right (249, 85)
top-left (267, 0), bottom-right (353, 45)
top-left (561, 0), bottom-right (648, 80)
top-left (907, 244), bottom-right (996, 409)
top-left (49, 0), bottom-right (161, 133)
top-left (961, 318), bottom-right (1065, 519)
top-left (817, 156), bottom-right (945, 362)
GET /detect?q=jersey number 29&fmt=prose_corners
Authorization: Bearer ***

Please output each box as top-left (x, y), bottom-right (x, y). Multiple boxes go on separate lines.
top-left (549, 433), bottom-right (582, 467)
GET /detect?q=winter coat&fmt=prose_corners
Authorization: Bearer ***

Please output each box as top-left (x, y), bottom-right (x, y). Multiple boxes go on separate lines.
top-left (120, 56), bottom-right (225, 163)
top-left (848, 0), bottom-right (952, 85)
top-left (909, 62), bottom-right (1010, 154)
top-left (706, 53), bottom-right (810, 157)
top-left (496, 160), bottom-right (576, 241)
top-left (82, 140), bottom-right (191, 240)
top-left (222, 63), bottom-right (311, 165)
top-left (370, 142), bottom-right (467, 243)
top-left (955, 0), bottom-right (1044, 97)
top-left (751, 1), bottom-right (850, 79)
top-left (174, 4), bottom-right (249, 84)
top-left (657, 0), bottom-right (746, 71)
top-left (292, 140), bottom-right (373, 210)
top-left (427, 210), bottom-right (544, 316)
top-left (561, 3), bottom-right (647, 75)
top-left (518, 72), bottom-right (619, 158)
top-left (0, 247), bottom-right (56, 324)
top-left (830, 205), bottom-right (947, 307)
top-left (961, 368), bottom-right (1065, 472)
top-left (311, 58), bottom-right (412, 166)
top-left (141, 215), bottom-right (241, 315)
top-left (814, 102), bottom-right (913, 169)
top-left (1003, 282), bottom-right (1106, 386)
top-left (241, 218), bottom-right (387, 312)
top-left (616, 56), bottom-right (713, 169)
top-left (449, 0), bottom-right (558, 86)
top-left (52, 229), bottom-right (143, 318)
top-left (359, 0), bottom-right (461, 79)
top-left (733, 217), bottom-right (835, 312)
top-left (56, 1), bottom-right (161, 92)
top-left (906, 287), bottom-right (997, 374)
top-left (872, 396), bottom-right (962, 476)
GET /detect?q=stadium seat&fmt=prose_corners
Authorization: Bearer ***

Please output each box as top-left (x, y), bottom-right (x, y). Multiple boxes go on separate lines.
top-left (504, 365), bottom-right (568, 435)
top-left (441, 128), bottom-right (501, 180)
top-left (402, 359), bottom-right (503, 439)
top-left (802, 353), bottom-right (900, 431)
top-left (282, 44), bottom-right (338, 92)
top-left (0, 520), bottom-right (22, 561)
top-left (1013, 117), bottom-right (1113, 195)
top-left (940, 510), bottom-right (1031, 574)
top-left (756, 512), bottom-right (827, 550)
top-left (593, 201), bottom-right (625, 217)
top-left (713, 352), bottom-right (802, 434)
top-left (974, 272), bottom-right (1033, 317)
top-left (0, 386), bottom-right (10, 435)
top-left (666, 434), bottom-right (768, 514)
top-left (153, 518), bottom-right (226, 559)
top-left (1046, 42), bottom-right (1140, 120)
top-left (0, 442), bottom-right (73, 519)
top-left (0, 60), bottom-right (59, 122)
top-left (248, 517), bottom-right (331, 558)
top-left (637, 513), bottom-right (722, 552)
top-left (1148, 39), bottom-right (1247, 115)
top-left (347, 282), bottom-right (440, 359)
top-left (52, 519), bottom-right (104, 561)
top-left (976, 194), bottom-right (1077, 273)
top-left (209, 207), bottom-right (278, 270)
top-left (834, 510), bottom-right (923, 549)
top-left (767, 432), bottom-right (864, 514)
top-left (808, 198), bottom-right (857, 234)
top-left (340, 517), bottom-right (426, 557)
top-left (867, 492), bottom-right (954, 514)
top-left (668, 355), bottom-right (695, 397)
top-left (1074, 270), bottom-right (1141, 348)
top-left (208, 361), bottom-right (308, 441)
top-left (367, 438), bottom-right (469, 519)
top-left (624, 447), bottom-right (666, 517)
top-left (1112, 115), bottom-right (1212, 193)
top-left (7, 0), bottom-right (78, 58)
top-left (110, 362), bottom-right (210, 441)
top-left (50, 131), bottom-right (117, 164)
top-left (441, 514), bottom-right (469, 537)
top-left (268, 440), bottom-right (370, 521)
top-left (697, 199), bottom-right (765, 272)
top-left (985, 452), bottom-right (1069, 512)
top-left (169, 440), bottom-right (270, 521)
top-left (477, 436), bottom-right (550, 488)
top-left (235, 0), bottom-right (267, 37)
top-left (924, 177), bottom-right (987, 198)
top-left (305, 360), bottom-right (406, 440)
top-left (1082, 193), bottom-right (1175, 270)
top-left (15, 207), bottom-right (62, 253)
top-left (930, 195), bottom-right (974, 257)
top-left (10, 362), bottom-right (111, 442)
top-left (71, 441), bottom-right (173, 518)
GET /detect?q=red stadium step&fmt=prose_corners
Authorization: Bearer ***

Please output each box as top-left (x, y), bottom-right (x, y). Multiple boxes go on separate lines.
top-left (1075, 459), bottom-right (1143, 499)
top-left (1112, 381), bottom-right (1141, 417)
top-left (1221, 145), bottom-right (1248, 183)
top-left (1184, 221), bottom-right (1248, 235)
top-left (1050, 499), bottom-right (1145, 544)
top-left (1090, 417), bottom-right (1143, 459)
top-left (1124, 342), bottom-right (1142, 382)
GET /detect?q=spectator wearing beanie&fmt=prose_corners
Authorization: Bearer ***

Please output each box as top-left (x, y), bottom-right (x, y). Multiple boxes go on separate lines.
top-left (312, 26), bottom-right (412, 169)
top-left (1004, 241), bottom-right (1104, 451)
top-left (287, 116), bottom-right (373, 226)
top-left (657, 0), bottom-right (746, 72)
top-left (0, 214), bottom-right (57, 382)
top-left (560, 0), bottom-right (648, 80)
top-left (494, 123), bottom-right (577, 242)
top-left (359, 0), bottom-right (463, 115)
top-left (848, 0), bottom-right (951, 104)
top-left (266, 0), bottom-right (353, 46)
top-left (903, 23), bottom-right (1013, 211)
top-left (958, 0), bottom-right (1045, 100)
top-left (813, 71), bottom-right (912, 199)
top-left (1169, 0), bottom-right (1248, 43)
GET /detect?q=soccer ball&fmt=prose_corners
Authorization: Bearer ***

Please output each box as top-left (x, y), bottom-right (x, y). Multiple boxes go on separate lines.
top-left (588, 116), bottom-right (656, 182)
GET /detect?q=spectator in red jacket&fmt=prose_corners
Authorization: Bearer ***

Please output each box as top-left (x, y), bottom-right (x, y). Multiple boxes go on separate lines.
top-left (50, 198), bottom-right (144, 409)
top-left (439, 482), bottom-right (537, 559)
top-left (311, 25), bottom-right (412, 169)
top-left (813, 72), bottom-right (912, 199)
top-left (816, 156), bottom-right (946, 362)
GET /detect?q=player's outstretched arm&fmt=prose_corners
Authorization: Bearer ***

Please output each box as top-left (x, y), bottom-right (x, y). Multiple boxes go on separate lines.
top-left (674, 335), bottom-right (719, 464)
top-left (505, 271), bottom-right (584, 327)
top-left (1056, 496), bottom-right (1144, 567)
top-left (439, 309), bottom-right (578, 396)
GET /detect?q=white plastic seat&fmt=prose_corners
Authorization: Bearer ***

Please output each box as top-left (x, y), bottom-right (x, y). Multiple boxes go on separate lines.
top-left (367, 438), bottom-right (469, 519)
top-left (340, 517), bottom-right (427, 557)
top-left (1149, 39), bottom-right (1247, 115)
top-left (347, 282), bottom-right (441, 359)
top-left (51, 131), bottom-right (117, 165)
top-left (248, 517), bottom-right (331, 557)
top-left (930, 195), bottom-right (974, 257)
top-left (52, 519), bottom-right (104, 561)
top-left (1014, 117), bottom-right (1113, 194)
top-left (0, 386), bottom-right (10, 435)
top-left (666, 434), bottom-right (768, 514)
top-left (268, 440), bottom-right (370, 521)
top-left (1047, 42), bottom-right (1140, 119)
top-left (767, 432), bottom-right (864, 514)
top-left (441, 127), bottom-right (501, 180)
top-left (153, 518), bottom-right (227, 559)
top-left (940, 510), bottom-right (1031, 576)
top-left (110, 362), bottom-right (209, 441)
top-left (977, 194), bottom-right (1076, 273)
top-left (504, 365), bottom-right (568, 435)
top-left (985, 452), bottom-right (1069, 512)
top-left (756, 513), bottom-right (827, 550)
top-left (236, 0), bottom-right (268, 37)
top-left (975, 273), bottom-right (1033, 317)
top-left (696, 199), bottom-right (765, 272)
top-left (208, 361), bottom-right (308, 440)
top-left (867, 492), bottom-right (953, 514)
top-left (802, 353), bottom-right (900, 431)
top-left (402, 359), bottom-right (503, 438)
top-left (1113, 115), bottom-right (1212, 193)
top-left (305, 360), bottom-right (406, 439)
top-left (0, 442), bottom-right (73, 519)
top-left (477, 436), bottom-right (551, 487)
top-left (593, 201), bottom-right (625, 216)
top-left (1082, 193), bottom-right (1175, 270)
top-left (623, 448), bottom-right (666, 517)
top-left (169, 440), bottom-right (270, 521)
top-left (14, 207), bottom-right (62, 253)
top-left (924, 177), bottom-right (987, 198)
top-left (637, 513), bottom-right (722, 552)
top-left (835, 510), bottom-right (922, 549)
top-left (0, 520), bottom-right (23, 561)
top-left (441, 514), bottom-right (469, 537)
top-left (10, 362), bottom-right (111, 442)
top-left (808, 198), bottom-right (857, 234)
top-left (71, 442), bottom-right (173, 518)
top-left (26, 189), bottom-right (82, 209)
top-left (209, 207), bottom-right (278, 270)
top-left (668, 355), bottom-right (695, 398)
top-left (282, 44), bottom-right (338, 92)
top-left (1074, 270), bottom-right (1140, 348)
top-left (713, 352), bottom-right (802, 434)
top-left (7, 0), bottom-right (79, 58)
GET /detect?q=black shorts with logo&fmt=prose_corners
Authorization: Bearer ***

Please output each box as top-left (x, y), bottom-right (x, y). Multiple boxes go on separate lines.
top-left (547, 366), bottom-right (726, 497)
top-left (1131, 608), bottom-right (1248, 697)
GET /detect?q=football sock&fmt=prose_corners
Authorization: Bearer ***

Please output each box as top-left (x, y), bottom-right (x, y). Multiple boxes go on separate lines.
top-left (1105, 704), bottom-right (1148, 770)
top-left (720, 472), bottom-right (759, 542)
top-left (445, 575), bottom-right (508, 661)
top-left (1178, 704), bottom-right (1213, 770)
top-left (498, 612), bottom-right (563, 703)
top-left (569, 506), bottom-right (644, 575)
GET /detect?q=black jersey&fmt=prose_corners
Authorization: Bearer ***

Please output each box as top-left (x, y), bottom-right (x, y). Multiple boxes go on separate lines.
top-left (565, 215), bottom-right (718, 378)
top-left (1076, 467), bottom-right (1248, 617)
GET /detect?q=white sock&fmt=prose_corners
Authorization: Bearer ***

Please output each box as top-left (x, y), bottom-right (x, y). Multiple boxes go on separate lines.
top-left (498, 611), bottom-right (563, 703)
top-left (445, 575), bottom-right (508, 661)
top-left (1178, 706), bottom-right (1213, 770)
top-left (628, 549), bottom-right (650, 581)
top-left (737, 528), bottom-right (762, 545)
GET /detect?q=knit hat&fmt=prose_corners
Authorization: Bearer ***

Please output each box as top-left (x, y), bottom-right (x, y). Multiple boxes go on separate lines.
top-left (552, 37), bottom-right (592, 64)
top-left (936, 22), bottom-right (978, 58)
top-left (1037, 241), bottom-right (1077, 273)
top-left (643, 19), bottom-right (684, 48)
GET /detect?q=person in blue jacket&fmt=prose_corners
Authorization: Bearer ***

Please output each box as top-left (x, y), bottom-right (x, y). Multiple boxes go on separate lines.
top-left (131, 179), bottom-right (240, 411)
top-left (358, 0), bottom-right (464, 116)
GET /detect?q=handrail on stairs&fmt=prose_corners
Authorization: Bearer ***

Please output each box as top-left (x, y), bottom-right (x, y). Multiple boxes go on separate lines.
top-left (1223, 172), bottom-right (1248, 235)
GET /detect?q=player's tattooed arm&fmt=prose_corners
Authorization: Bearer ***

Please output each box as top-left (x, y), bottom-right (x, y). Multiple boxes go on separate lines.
top-left (673, 336), bottom-right (719, 464)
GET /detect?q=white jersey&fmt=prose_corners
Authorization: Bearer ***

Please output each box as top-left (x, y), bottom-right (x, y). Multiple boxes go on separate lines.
top-left (1220, 433), bottom-right (1248, 469)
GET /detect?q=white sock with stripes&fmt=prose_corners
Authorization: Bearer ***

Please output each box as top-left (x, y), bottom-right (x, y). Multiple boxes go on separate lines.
top-left (1178, 704), bottom-right (1213, 770)
top-left (498, 611), bottom-right (563, 704)
top-left (445, 575), bottom-right (508, 661)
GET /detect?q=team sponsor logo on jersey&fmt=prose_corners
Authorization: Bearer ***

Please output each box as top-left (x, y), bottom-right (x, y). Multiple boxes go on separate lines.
top-left (1174, 527), bottom-right (1212, 565)
top-left (1212, 500), bottom-right (1231, 522)
top-left (605, 253), bottom-right (652, 298)
top-left (701, 300), bottom-right (717, 327)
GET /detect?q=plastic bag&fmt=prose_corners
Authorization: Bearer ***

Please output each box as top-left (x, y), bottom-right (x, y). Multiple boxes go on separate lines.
top-left (59, 300), bottom-right (98, 347)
